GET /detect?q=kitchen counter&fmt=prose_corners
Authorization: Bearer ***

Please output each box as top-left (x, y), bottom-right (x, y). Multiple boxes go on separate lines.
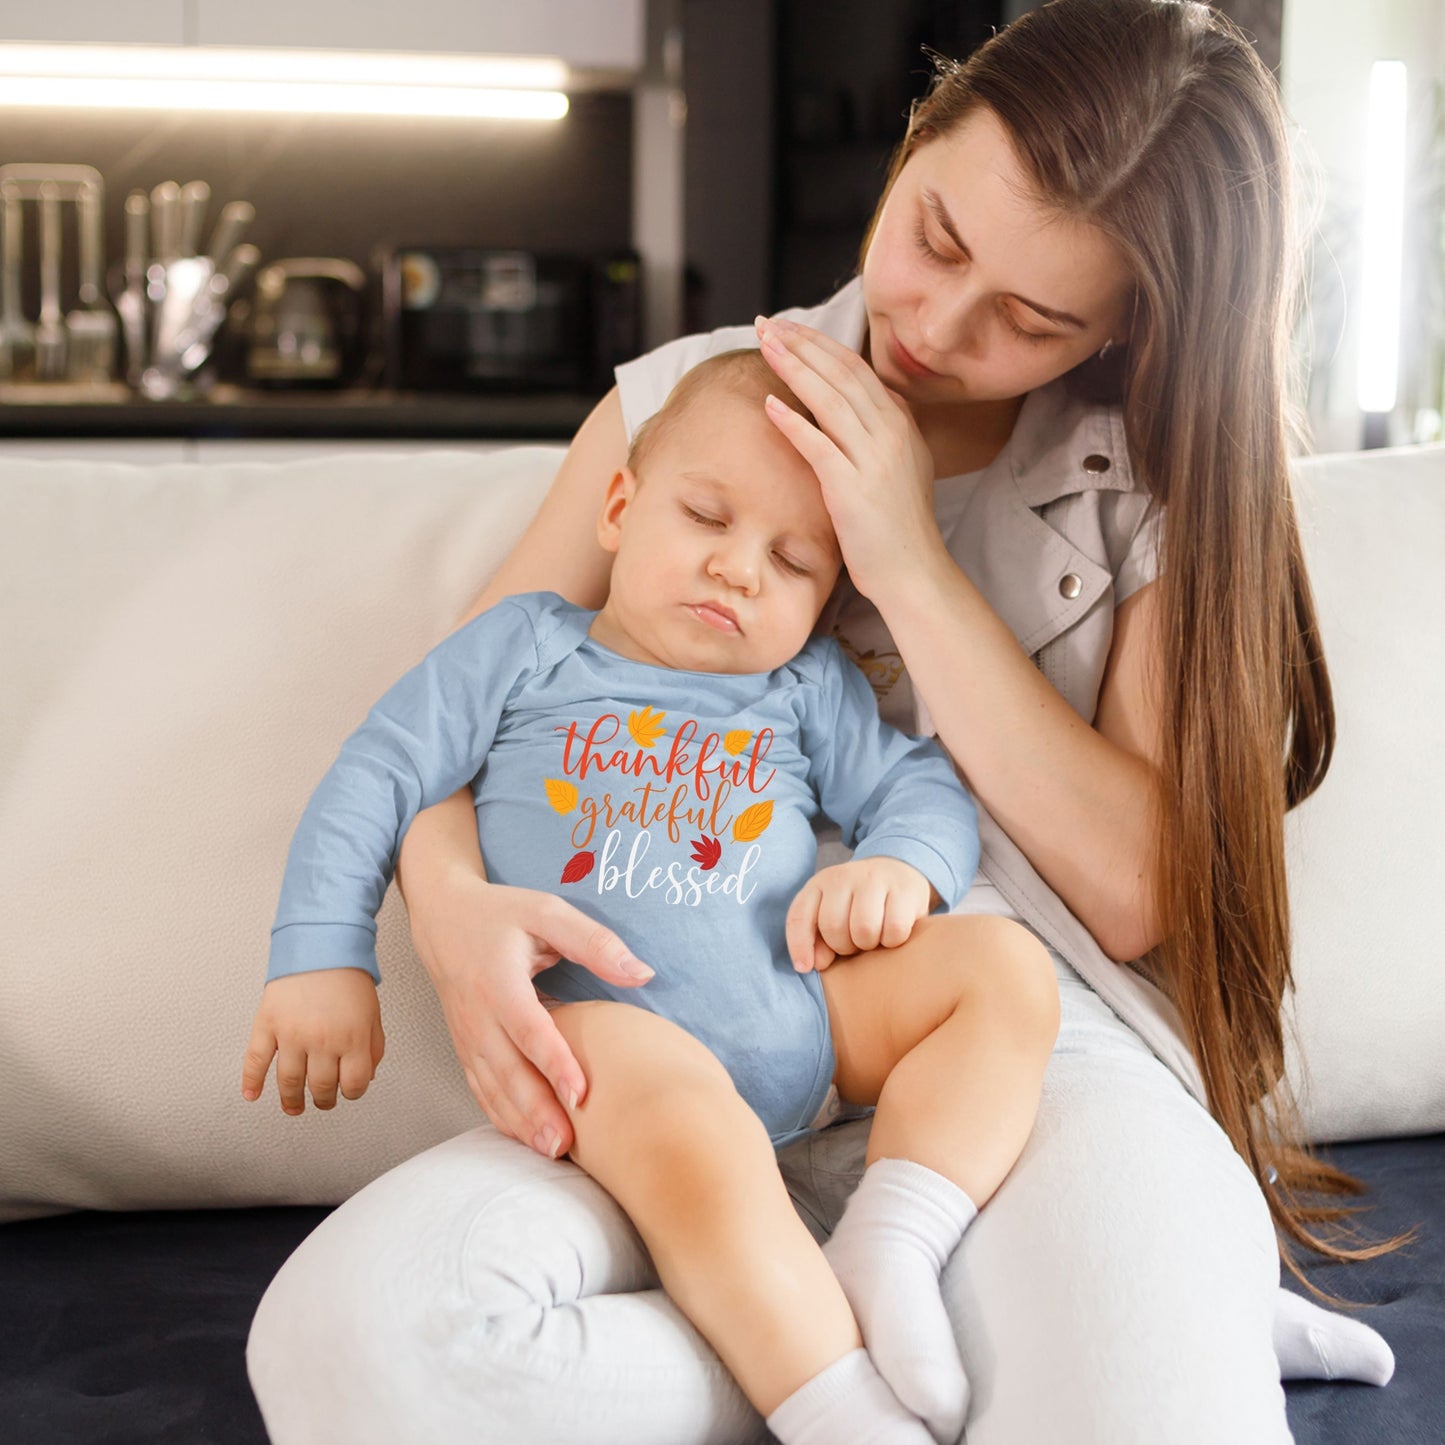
top-left (0, 383), bottom-right (599, 441)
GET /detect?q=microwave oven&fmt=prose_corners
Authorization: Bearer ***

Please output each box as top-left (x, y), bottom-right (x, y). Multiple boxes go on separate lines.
top-left (379, 247), bottom-right (641, 393)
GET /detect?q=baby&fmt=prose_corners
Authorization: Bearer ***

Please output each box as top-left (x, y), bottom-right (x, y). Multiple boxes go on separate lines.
top-left (242, 349), bottom-right (1060, 1445)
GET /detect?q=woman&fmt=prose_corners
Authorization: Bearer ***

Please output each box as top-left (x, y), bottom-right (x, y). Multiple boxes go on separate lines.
top-left (247, 2), bottom-right (1407, 1440)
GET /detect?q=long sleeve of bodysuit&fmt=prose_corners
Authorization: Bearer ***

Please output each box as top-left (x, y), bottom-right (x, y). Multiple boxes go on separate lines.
top-left (266, 598), bottom-right (540, 984)
top-left (800, 639), bottom-right (980, 910)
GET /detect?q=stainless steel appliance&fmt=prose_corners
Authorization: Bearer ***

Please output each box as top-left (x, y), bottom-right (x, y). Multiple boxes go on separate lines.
top-left (242, 258), bottom-right (368, 388)
top-left (379, 247), bottom-right (640, 393)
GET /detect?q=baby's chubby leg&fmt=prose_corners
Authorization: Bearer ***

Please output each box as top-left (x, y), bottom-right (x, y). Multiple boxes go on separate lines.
top-left (822, 913), bottom-right (1060, 1198)
top-left (818, 914), bottom-right (1061, 1441)
top-left (549, 1000), bottom-right (931, 1441)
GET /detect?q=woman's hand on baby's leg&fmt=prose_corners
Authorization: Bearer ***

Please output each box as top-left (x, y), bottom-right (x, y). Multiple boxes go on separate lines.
top-left (407, 879), bottom-right (655, 1159)
top-left (241, 968), bottom-right (384, 1114)
top-left (785, 858), bottom-right (935, 973)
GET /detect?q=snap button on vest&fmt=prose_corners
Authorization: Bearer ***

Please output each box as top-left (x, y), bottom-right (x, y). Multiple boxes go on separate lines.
top-left (1082, 453), bottom-right (1111, 473)
top-left (1059, 573), bottom-right (1083, 599)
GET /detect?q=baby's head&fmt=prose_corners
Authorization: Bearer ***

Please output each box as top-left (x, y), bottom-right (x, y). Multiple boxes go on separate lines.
top-left (591, 349), bottom-right (842, 675)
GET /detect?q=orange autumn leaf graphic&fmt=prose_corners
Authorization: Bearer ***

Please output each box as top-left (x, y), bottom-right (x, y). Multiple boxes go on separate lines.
top-left (561, 850), bottom-right (595, 884)
top-left (723, 729), bottom-right (753, 756)
top-left (544, 778), bottom-right (578, 814)
top-left (627, 705), bottom-right (666, 748)
top-left (732, 801), bottom-right (773, 842)
top-left (690, 835), bottom-right (722, 871)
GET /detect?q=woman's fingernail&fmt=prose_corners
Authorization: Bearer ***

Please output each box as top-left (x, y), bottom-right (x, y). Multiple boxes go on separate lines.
top-left (537, 1126), bottom-right (563, 1158)
top-left (754, 313), bottom-right (769, 330)
top-left (622, 957), bottom-right (655, 981)
top-left (562, 1081), bottom-right (579, 1111)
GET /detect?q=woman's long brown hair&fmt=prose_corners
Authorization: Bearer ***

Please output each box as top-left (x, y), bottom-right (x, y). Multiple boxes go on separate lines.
top-left (860, 0), bottom-right (1414, 1299)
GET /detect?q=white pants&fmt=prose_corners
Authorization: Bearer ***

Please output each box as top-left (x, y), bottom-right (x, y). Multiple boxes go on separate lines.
top-left (247, 951), bottom-right (1293, 1444)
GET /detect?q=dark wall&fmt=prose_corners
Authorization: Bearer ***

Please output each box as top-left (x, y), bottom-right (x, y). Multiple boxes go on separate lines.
top-left (1, 93), bottom-right (632, 311)
top-left (682, 0), bottom-right (774, 331)
top-left (678, 0), bottom-right (1007, 331)
top-left (771, 0), bottom-right (1003, 311)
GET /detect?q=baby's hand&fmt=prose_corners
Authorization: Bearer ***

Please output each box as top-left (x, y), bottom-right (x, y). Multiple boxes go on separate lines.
top-left (785, 857), bottom-right (936, 972)
top-left (241, 968), bottom-right (384, 1115)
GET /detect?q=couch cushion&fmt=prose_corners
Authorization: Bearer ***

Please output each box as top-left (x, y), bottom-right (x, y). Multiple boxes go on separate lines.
top-left (0, 442), bottom-right (1441, 1220)
top-left (1282, 445), bottom-right (1445, 1142)
top-left (0, 448), bottom-right (563, 1221)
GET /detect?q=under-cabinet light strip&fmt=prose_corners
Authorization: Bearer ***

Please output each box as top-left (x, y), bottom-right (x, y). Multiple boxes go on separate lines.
top-left (0, 43), bottom-right (569, 119)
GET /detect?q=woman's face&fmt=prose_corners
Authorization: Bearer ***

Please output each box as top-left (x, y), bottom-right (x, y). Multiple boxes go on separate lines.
top-left (861, 106), bottom-right (1135, 406)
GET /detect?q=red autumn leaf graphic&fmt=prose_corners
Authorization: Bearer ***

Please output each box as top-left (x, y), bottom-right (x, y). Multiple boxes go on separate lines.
top-left (690, 835), bottom-right (722, 871)
top-left (560, 850), bottom-right (595, 884)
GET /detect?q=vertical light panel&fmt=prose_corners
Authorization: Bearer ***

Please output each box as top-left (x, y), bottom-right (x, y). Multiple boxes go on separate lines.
top-left (1357, 60), bottom-right (1407, 417)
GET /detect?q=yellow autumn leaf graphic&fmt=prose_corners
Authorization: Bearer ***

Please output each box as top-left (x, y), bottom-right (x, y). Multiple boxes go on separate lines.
top-left (628, 705), bottom-right (667, 748)
top-left (723, 729), bottom-right (753, 756)
top-left (732, 800), bottom-right (774, 842)
top-left (543, 778), bottom-right (578, 815)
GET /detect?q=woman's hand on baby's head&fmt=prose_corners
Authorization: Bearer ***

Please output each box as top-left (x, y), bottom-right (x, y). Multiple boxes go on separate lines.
top-left (241, 968), bottom-right (384, 1115)
top-left (785, 857), bottom-right (934, 973)
top-left (754, 315), bottom-right (938, 601)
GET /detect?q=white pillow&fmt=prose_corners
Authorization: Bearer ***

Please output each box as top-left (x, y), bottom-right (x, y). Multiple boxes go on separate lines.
top-left (1281, 444), bottom-right (1445, 1142)
top-left (0, 448), bottom-right (564, 1222)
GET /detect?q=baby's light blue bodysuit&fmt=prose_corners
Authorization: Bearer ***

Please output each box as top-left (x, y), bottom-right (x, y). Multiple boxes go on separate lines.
top-left (269, 591), bottom-right (979, 1145)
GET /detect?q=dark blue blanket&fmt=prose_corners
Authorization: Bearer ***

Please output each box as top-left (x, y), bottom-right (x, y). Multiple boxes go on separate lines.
top-left (2, 1135), bottom-right (1440, 1444)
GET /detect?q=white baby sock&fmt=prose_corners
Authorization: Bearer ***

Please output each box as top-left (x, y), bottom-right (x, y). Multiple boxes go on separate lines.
top-left (1273, 1287), bottom-right (1395, 1385)
top-left (766, 1347), bottom-right (935, 1445)
top-left (822, 1157), bottom-right (977, 1444)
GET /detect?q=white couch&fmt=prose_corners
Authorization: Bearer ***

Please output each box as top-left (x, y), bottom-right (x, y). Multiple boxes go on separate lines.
top-left (0, 440), bottom-right (1441, 1442)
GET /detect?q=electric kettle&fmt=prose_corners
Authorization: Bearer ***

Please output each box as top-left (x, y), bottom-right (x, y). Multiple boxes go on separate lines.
top-left (243, 258), bottom-right (367, 387)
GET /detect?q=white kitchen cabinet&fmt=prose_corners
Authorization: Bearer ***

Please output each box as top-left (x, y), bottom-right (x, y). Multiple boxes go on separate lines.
top-left (193, 0), bottom-right (645, 74)
top-left (0, 1), bottom-right (185, 45)
top-left (0, 1), bottom-right (644, 76)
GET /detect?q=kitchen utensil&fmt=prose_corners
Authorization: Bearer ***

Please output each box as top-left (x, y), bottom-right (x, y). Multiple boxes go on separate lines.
top-left (177, 180), bottom-right (210, 258)
top-left (178, 243), bottom-right (260, 374)
top-left (114, 190), bottom-right (149, 388)
top-left (34, 183), bottom-right (66, 381)
top-left (101, 180), bottom-right (260, 398)
top-left (143, 256), bottom-right (215, 397)
top-left (0, 163), bottom-right (102, 197)
top-left (220, 243), bottom-right (261, 291)
top-left (64, 180), bottom-right (117, 383)
top-left (246, 257), bottom-right (367, 386)
top-left (205, 201), bottom-right (254, 267)
top-left (0, 164), bottom-right (108, 384)
top-left (142, 240), bottom-right (262, 398)
top-left (150, 181), bottom-right (180, 265)
top-left (0, 183), bottom-right (34, 380)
